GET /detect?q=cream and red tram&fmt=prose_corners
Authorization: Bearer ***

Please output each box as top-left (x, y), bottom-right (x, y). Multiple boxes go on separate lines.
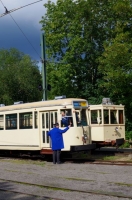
top-left (0, 97), bottom-right (96, 155)
top-left (88, 98), bottom-right (125, 147)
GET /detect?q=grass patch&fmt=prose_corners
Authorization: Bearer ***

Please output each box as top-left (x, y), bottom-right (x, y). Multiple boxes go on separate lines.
top-left (114, 182), bottom-right (132, 187)
top-left (119, 142), bottom-right (130, 148)
top-left (0, 158), bottom-right (46, 166)
top-left (47, 187), bottom-right (71, 192)
top-left (95, 171), bottom-right (111, 174)
top-left (2, 179), bottom-right (71, 192)
top-left (66, 177), bottom-right (94, 182)
top-left (5, 169), bottom-right (35, 175)
top-left (93, 190), bottom-right (124, 196)
top-left (103, 156), bottom-right (121, 161)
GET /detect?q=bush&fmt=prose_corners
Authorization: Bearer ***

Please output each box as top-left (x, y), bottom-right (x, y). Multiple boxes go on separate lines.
top-left (125, 131), bottom-right (132, 140)
top-left (120, 141), bottom-right (130, 148)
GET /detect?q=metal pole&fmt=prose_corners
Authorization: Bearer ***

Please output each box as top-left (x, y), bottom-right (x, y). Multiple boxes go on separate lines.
top-left (41, 33), bottom-right (47, 100)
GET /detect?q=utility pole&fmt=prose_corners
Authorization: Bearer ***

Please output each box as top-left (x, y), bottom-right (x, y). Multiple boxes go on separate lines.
top-left (41, 33), bottom-right (47, 101)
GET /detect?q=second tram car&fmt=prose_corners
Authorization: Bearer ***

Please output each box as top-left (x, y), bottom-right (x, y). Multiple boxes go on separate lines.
top-left (88, 98), bottom-right (125, 147)
top-left (0, 97), bottom-right (96, 155)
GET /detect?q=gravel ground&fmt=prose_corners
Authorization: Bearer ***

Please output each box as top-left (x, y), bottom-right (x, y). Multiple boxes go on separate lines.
top-left (0, 158), bottom-right (132, 200)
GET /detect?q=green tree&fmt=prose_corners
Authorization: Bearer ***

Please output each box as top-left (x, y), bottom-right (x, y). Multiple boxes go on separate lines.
top-left (40, 0), bottom-right (115, 102)
top-left (98, 0), bottom-right (132, 130)
top-left (40, 0), bottom-right (132, 114)
top-left (0, 48), bottom-right (42, 105)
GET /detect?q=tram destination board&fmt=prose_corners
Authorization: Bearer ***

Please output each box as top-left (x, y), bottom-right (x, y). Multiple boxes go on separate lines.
top-left (73, 101), bottom-right (88, 108)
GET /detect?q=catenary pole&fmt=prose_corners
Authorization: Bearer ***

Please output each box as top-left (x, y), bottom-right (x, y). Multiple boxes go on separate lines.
top-left (41, 33), bottom-right (47, 101)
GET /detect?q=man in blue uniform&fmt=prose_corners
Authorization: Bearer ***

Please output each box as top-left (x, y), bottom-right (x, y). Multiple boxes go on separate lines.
top-left (48, 123), bottom-right (70, 164)
top-left (61, 111), bottom-right (69, 127)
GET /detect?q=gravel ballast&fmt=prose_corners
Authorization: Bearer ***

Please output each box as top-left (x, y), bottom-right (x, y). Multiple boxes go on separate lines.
top-left (0, 158), bottom-right (131, 200)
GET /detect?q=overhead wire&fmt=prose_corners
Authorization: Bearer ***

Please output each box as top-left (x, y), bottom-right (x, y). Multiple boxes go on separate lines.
top-left (0, 0), bottom-right (43, 17)
top-left (9, 14), bottom-right (41, 60)
top-left (0, 0), bottom-right (42, 62)
top-left (0, 0), bottom-right (5, 7)
top-left (0, 0), bottom-right (67, 65)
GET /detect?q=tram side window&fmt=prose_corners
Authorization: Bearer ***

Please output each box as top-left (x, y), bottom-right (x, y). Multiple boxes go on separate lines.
top-left (19, 112), bottom-right (32, 129)
top-left (51, 113), bottom-right (53, 128)
top-left (119, 110), bottom-right (124, 124)
top-left (34, 111), bottom-right (38, 128)
top-left (0, 115), bottom-right (4, 130)
top-left (6, 114), bottom-right (17, 130)
top-left (61, 109), bottom-right (73, 127)
top-left (51, 112), bottom-right (58, 128)
top-left (104, 110), bottom-right (109, 124)
top-left (110, 110), bottom-right (117, 124)
top-left (55, 112), bottom-right (58, 125)
top-left (46, 113), bottom-right (49, 128)
top-left (91, 110), bottom-right (98, 124)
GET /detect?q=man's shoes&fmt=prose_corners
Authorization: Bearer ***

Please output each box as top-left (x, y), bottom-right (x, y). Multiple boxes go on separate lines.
top-left (57, 162), bottom-right (63, 164)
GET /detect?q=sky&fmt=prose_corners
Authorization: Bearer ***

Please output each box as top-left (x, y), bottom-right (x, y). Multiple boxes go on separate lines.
top-left (0, 0), bottom-right (56, 67)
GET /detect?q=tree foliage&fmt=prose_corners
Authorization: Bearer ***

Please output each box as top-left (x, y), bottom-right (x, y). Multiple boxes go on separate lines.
top-left (40, 0), bottom-right (132, 130)
top-left (0, 48), bottom-right (42, 105)
top-left (40, 0), bottom-right (114, 102)
top-left (98, 0), bottom-right (132, 130)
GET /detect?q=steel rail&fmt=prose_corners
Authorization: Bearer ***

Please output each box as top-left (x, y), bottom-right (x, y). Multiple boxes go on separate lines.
top-left (63, 159), bottom-right (132, 166)
top-left (0, 178), bottom-right (132, 199)
top-left (0, 187), bottom-right (58, 200)
top-left (94, 147), bottom-right (132, 153)
top-left (0, 153), bottom-right (132, 166)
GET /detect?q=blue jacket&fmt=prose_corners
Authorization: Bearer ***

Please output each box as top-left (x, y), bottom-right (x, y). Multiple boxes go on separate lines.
top-left (61, 117), bottom-right (69, 127)
top-left (48, 127), bottom-right (69, 150)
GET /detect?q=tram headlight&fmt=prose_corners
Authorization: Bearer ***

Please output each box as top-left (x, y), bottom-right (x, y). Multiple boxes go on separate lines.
top-left (82, 134), bottom-right (88, 140)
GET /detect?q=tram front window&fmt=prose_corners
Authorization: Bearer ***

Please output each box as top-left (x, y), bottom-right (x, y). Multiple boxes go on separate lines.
top-left (110, 110), bottom-right (117, 124)
top-left (119, 110), bottom-right (124, 124)
top-left (75, 109), bottom-right (87, 127)
top-left (61, 109), bottom-right (73, 127)
top-left (104, 110), bottom-right (109, 124)
top-left (91, 110), bottom-right (102, 124)
top-left (91, 110), bottom-right (98, 124)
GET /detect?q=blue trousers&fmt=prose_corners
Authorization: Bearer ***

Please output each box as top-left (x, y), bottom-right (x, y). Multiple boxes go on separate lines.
top-left (53, 150), bottom-right (61, 164)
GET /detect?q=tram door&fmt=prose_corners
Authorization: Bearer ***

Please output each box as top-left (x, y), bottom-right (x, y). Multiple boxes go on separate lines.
top-left (40, 111), bottom-right (58, 148)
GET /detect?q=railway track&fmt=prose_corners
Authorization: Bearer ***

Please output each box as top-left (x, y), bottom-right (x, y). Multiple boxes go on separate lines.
top-left (0, 147), bottom-right (132, 166)
top-left (0, 187), bottom-right (54, 200)
top-left (0, 155), bottom-right (132, 166)
top-left (94, 147), bottom-right (132, 153)
top-left (62, 147), bottom-right (132, 165)
top-left (0, 154), bottom-right (132, 200)
top-left (63, 159), bottom-right (132, 166)
top-left (0, 178), bottom-right (132, 199)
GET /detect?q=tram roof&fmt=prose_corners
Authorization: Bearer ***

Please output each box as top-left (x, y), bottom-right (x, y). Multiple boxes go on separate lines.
top-left (89, 104), bottom-right (124, 109)
top-left (0, 98), bottom-right (87, 112)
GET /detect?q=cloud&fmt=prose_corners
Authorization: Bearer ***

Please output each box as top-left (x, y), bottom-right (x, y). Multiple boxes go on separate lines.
top-left (0, 0), bottom-right (56, 62)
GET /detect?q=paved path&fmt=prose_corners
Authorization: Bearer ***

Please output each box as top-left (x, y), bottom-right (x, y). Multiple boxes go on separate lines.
top-left (0, 158), bottom-right (132, 200)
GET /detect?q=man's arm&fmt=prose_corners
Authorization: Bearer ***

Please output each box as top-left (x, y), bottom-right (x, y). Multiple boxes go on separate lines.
top-left (59, 125), bottom-right (70, 134)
